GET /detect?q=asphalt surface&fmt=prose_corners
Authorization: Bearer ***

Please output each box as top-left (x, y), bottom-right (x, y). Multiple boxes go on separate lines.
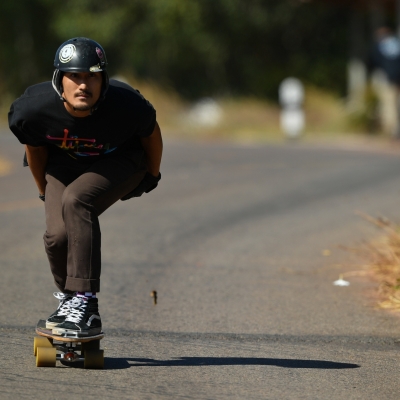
top-left (1, 127), bottom-right (400, 399)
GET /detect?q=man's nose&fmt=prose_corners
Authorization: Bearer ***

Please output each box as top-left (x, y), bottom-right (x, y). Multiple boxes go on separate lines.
top-left (78, 78), bottom-right (89, 87)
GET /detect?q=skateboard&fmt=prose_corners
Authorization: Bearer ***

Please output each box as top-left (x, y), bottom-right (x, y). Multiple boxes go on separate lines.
top-left (34, 319), bottom-right (104, 368)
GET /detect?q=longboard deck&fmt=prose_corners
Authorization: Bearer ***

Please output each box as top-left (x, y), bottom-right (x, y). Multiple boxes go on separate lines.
top-left (36, 319), bottom-right (104, 342)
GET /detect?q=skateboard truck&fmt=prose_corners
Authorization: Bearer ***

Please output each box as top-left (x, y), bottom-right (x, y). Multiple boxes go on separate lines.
top-left (55, 343), bottom-right (81, 362)
top-left (63, 351), bottom-right (79, 362)
top-left (55, 342), bottom-right (81, 362)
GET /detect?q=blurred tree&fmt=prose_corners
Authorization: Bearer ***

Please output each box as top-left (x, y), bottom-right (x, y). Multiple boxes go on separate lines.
top-left (0, 0), bottom-right (58, 100)
top-left (0, 0), bottom-right (353, 101)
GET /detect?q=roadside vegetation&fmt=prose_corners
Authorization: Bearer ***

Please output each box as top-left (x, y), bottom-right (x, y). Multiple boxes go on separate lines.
top-left (350, 213), bottom-right (400, 314)
top-left (109, 75), bottom-right (381, 145)
top-left (0, 73), bottom-right (389, 145)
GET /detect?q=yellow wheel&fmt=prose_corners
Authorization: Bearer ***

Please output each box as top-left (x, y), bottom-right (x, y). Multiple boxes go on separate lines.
top-left (84, 350), bottom-right (104, 369)
top-left (34, 337), bottom-right (52, 356)
top-left (82, 339), bottom-right (100, 354)
top-left (36, 347), bottom-right (57, 367)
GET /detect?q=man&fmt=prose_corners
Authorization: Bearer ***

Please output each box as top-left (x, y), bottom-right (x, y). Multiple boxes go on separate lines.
top-left (369, 27), bottom-right (400, 137)
top-left (8, 37), bottom-right (163, 336)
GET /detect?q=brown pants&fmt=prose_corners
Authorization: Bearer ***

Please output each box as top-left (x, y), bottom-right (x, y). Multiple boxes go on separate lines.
top-left (43, 156), bottom-right (146, 293)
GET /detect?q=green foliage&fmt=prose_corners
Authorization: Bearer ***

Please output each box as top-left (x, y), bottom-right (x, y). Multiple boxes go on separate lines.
top-left (0, 0), bottom-right (350, 101)
top-left (0, 0), bottom-right (57, 97)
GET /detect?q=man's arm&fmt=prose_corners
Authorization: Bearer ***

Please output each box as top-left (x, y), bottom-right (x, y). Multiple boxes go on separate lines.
top-left (140, 121), bottom-right (163, 176)
top-left (120, 121), bottom-right (163, 201)
top-left (25, 144), bottom-right (48, 196)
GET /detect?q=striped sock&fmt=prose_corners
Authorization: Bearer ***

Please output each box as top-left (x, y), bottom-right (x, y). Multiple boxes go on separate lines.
top-left (76, 292), bottom-right (97, 299)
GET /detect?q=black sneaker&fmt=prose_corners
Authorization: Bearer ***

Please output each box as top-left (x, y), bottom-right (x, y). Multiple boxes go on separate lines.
top-left (52, 296), bottom-right (102, 337)
top-left (46, 292), bottom-right (74, 328)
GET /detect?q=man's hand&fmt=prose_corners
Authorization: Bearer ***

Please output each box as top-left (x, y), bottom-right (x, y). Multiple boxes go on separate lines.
top-left (121, 172), bottom-right (161, 200)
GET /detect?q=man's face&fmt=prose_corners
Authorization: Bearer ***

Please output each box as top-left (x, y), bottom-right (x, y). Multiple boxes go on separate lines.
top-left (61, 72), bottom-right (103, 117)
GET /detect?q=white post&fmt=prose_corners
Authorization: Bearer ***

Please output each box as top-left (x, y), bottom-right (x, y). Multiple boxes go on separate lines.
top-left (279, 78), bottom-right (305, 139)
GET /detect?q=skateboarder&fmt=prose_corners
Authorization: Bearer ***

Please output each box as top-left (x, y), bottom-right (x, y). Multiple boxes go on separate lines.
top-left (8, 37), bottom-right (163, 336)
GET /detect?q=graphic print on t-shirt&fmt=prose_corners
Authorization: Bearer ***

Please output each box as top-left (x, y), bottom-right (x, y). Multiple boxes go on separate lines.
top-left (46, 129), bottom-right (117, 158)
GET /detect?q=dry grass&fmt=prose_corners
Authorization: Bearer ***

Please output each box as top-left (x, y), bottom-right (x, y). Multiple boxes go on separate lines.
top-left (121, 75), bottom-right (360, 144)
top-left (128, 76), bottom-right (283, 142)
top-left (303, 86), bottom-right (350, 135)
top-left (353, 212), bottom-right (400, 312)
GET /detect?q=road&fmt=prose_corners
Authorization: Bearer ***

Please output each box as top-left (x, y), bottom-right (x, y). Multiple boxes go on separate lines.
top-left (0, 127), bottom-right (400, 399)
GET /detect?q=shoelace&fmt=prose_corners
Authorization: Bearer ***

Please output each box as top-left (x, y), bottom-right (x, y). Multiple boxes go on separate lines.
top-left (53, 292), bottom-right (68, 301)
top-left (56, 300), bottom-right (72, 316)
top-left (53, 292), bottom-right (72, 317)
top-left (65, 298), bottom-right (87, 323)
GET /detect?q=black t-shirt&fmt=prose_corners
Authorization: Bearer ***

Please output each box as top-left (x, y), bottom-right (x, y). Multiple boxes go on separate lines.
top-left (8, 79), bottom-right (156, 167)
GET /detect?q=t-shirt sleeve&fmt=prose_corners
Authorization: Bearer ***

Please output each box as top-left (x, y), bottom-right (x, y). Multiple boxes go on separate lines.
top-left (8, 99), bottom-right (44, 147)
top-left (136, 99), bottom-right (156, 138)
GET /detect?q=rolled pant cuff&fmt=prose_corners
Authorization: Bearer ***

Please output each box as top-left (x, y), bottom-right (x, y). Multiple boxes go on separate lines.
top-left (65, 276), bottom-right (100, 293)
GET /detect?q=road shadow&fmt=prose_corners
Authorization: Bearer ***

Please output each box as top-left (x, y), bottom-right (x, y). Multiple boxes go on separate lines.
top-left (104, 357), bottom-right (360, 370)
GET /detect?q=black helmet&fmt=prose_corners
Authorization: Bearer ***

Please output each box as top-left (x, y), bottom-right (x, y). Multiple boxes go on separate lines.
top-left (52, 37), bottom-right (109, 104)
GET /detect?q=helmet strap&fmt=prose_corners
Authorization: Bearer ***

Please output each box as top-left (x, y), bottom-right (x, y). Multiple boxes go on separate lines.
top-left (52, 69), bottom-right (65, 101)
